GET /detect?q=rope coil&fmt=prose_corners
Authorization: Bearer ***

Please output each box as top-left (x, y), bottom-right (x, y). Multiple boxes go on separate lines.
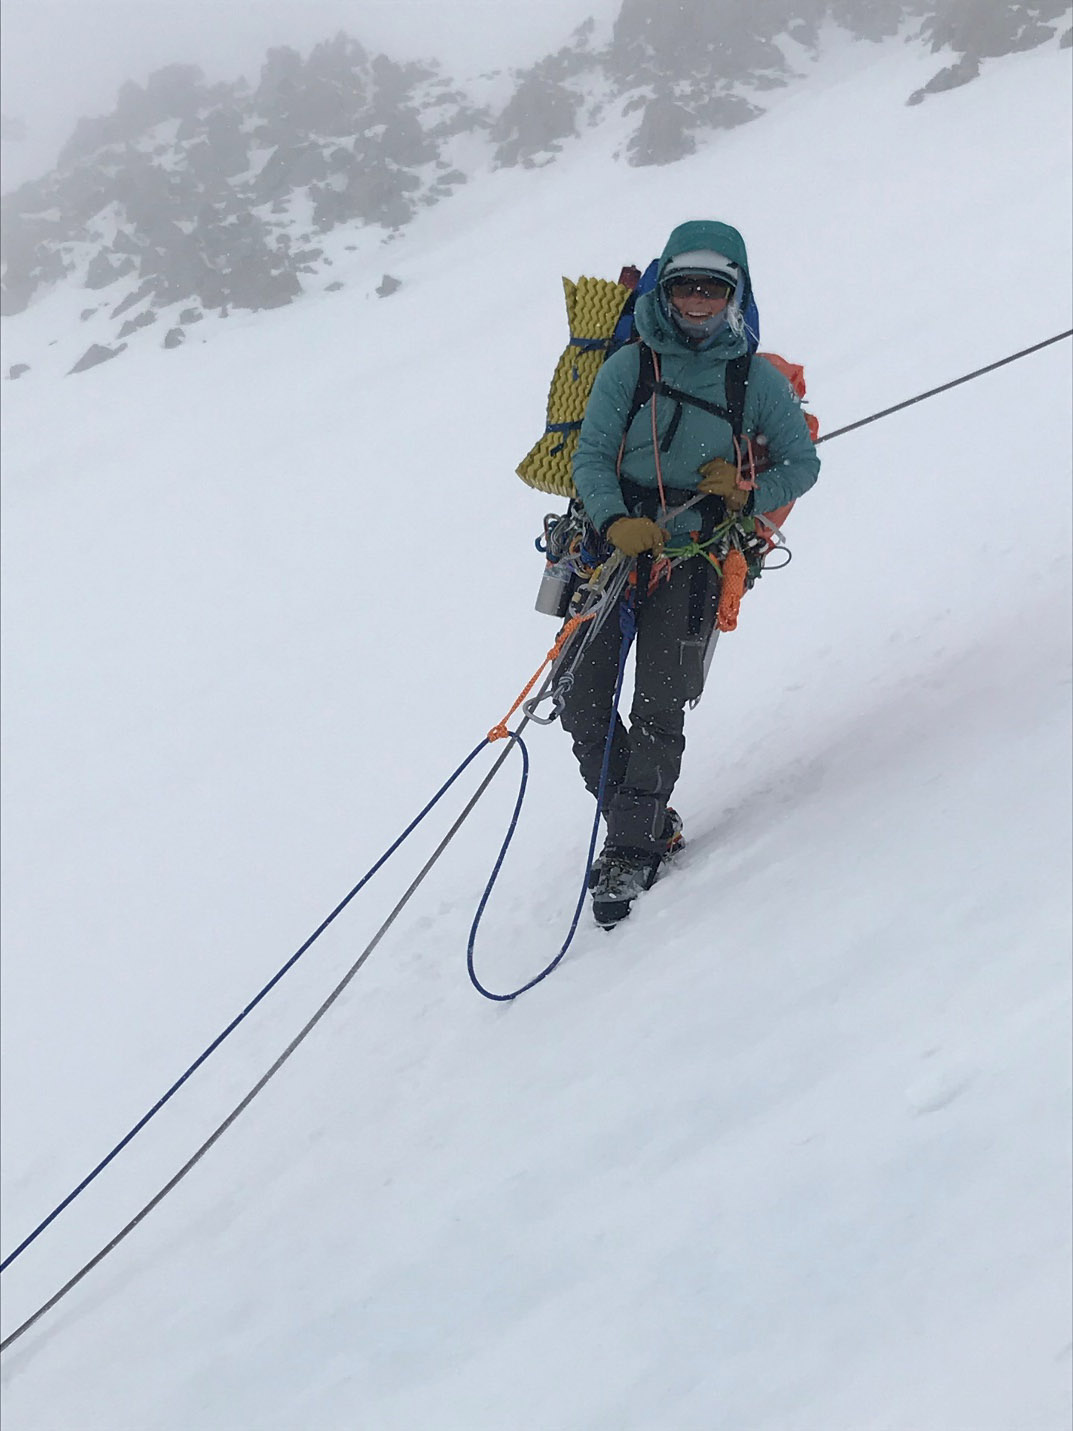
top-left (716, 547), bottom-right (749, 632)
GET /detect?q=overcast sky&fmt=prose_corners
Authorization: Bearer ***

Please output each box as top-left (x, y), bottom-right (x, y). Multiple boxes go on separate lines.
top-left (1, 0), bottom-right (618, 188)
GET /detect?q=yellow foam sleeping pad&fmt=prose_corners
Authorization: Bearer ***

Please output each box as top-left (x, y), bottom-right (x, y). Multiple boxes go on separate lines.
top-left (516, 275), bottom-right (633, 498)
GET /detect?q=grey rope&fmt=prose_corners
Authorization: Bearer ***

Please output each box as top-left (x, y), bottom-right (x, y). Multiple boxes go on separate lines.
top-left (0, 717), bottom-right (537, 1354)
top-left (814, 329), bottom-right (1072, 444)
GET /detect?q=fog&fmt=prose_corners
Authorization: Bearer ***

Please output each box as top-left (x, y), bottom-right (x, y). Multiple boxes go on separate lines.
top-left (0, 0), bottom-right (615, 187)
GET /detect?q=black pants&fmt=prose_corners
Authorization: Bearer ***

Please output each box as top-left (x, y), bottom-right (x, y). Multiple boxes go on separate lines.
top-left (560, 559), bottom-right (720, 854)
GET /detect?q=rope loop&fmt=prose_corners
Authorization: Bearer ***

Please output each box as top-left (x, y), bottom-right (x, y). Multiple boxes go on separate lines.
top-left (469, 619), bottom-right (634, 1001)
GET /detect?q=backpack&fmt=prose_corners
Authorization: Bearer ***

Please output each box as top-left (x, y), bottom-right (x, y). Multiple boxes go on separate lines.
top-left (515, 260), bottom-right (817, 539)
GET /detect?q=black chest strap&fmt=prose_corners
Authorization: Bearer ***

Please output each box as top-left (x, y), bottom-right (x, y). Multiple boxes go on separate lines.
top-left (625, 342), bottom-right (752, 449)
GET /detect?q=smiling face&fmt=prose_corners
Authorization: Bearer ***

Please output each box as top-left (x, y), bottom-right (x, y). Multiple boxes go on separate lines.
top-left (667, 276), bottom-right (732, 322)
top-left (660, 273), bottom-right (737, 345)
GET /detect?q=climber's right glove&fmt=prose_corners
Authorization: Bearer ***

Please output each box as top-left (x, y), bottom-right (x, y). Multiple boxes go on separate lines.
top-left (604, 516), bottom-right (668, 557)
top-left (696, 458), bottom-right (750, 513)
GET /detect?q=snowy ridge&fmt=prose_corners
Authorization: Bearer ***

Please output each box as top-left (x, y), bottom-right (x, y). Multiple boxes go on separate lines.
top-left (1, 35), bottom-right (1071, 1431)
top-left (3, 2), bottom-right (1069, 379)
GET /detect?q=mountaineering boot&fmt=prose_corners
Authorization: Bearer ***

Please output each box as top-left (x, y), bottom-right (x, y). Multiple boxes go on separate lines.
top-left (591, 848), bottom-right (662, 929)
top-left (661, 805), bottom-right (685, 860)
top-left (589, 806), bottom-right (683, 890)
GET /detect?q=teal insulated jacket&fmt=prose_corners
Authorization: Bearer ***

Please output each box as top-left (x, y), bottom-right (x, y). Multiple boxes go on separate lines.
top-left (572, 220), bottom-right (820, 544)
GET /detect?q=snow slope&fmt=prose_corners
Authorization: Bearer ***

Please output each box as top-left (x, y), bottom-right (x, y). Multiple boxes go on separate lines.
top-left (2, 34), bottom-right (1071, 1431)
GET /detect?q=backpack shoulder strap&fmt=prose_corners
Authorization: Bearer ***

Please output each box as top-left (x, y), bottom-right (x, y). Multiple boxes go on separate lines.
top-left (623, 342), bottom-right (657, 432)
top-left (723, 352), bottom-right (752, 438)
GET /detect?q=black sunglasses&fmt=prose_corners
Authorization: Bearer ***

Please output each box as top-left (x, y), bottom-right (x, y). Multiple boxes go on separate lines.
top-left (666, 277), bottom-right (733, 300)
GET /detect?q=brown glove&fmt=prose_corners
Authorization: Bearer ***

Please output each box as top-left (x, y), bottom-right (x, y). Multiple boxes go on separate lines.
top-left (697, 457), bottom-right (749, 513)
top-left (605, 516), bottom-right (668, 557)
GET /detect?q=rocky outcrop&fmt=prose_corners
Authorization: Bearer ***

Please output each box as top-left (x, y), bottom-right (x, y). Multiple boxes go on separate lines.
top-left (69, 343), bottom-right (127, 374)
top-left (604, 0), bottom-right (1069, 161)
top-left (1, 35), bottom-right (487, 342)
top-left (3, 1), bottom-right (1067, 372)
top-left (908, 53), bottom-right (982, 103)
top-left (912, 0), bottom-right (1070, 100)
top-left (918, 0), bottom-right (1071, 60)
top-left (490, 24), bottom-right (597, 168)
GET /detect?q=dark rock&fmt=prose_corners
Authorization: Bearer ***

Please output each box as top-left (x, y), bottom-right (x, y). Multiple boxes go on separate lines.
top-left (608, 0), bottom-right (787, 159)
top-left (0, 241), bottom-right (67, 316)
top-left (85, 251), bottom-right (135, 289)
top-left (492, 72), bottom-right (581, 167)
top-left (376, 274), bottom-right (401, 297)
top-left (179, 307), bottom-right (203, 323)
top-left (69, 342), bottom-right (127, 374)
top-left (627, 95), bottom-right (697, 166)
top-left (117, 310), bottom-right (157, 338)
top-left (327, 145), bottom-right (357, 173)
top-left (225, 250), bottom-right (302, 310)
top-left (609, 0), bottom-right (789, 90)
top-left (312, 159), bottom-right (417, 230)
top-left (325, 280), bottom-right (344, 291)
top-left (253, 142), bottom-right (328, 202)
top-left (8, 363), bottom-right (31, 379)
top-left (828, 0), bottom-right (906, 43)
top-left (163, 327), bottom-right (185, 348)
top-left (1061, 25), bottom-right (1072, 47)
top-left (907, 54), bottom-right (982, 106)
top-left (111, 230), bottom-right (143, 256)
top-left (47, 167), bottom-right (111, 228)
top-left (491, 35), bottom-right (596, 170)
top-left (202, 105), bottom-right (250, 176)
top-left (58, 65), bottom-right (208, 169)
top-left (111, 281), bottom-right (154, 319)
top-left (691, 91), bottom-right (763, 131)
top-left (919, 1), bottom-right (1070, 62)
top-left (377, 107), bottom-right (435, 167)
top-left (81, 307), bottom-right (97, 320)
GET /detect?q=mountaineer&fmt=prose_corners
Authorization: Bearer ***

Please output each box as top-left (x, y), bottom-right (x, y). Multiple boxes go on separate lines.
top-left (563, 219), bottom-right (820, 926)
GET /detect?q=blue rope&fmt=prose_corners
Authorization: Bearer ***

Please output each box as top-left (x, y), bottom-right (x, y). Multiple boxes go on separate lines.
top-left (4, 604), bottom-right (630, 1264)
top-left (467, 608), bottom-right (635, 1001)
top-left (0, 737), bottom-right (500, 1274)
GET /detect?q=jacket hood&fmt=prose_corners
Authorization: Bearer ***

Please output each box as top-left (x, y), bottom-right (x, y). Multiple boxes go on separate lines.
top-left (635, 220), bottom-right (751, 359)
top-left (658, 220), bottom-right (750, 284)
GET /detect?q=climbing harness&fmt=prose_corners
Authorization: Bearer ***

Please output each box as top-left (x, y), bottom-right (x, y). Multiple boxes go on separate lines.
top-left (2, 325), bottom-right (1070, 1355)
